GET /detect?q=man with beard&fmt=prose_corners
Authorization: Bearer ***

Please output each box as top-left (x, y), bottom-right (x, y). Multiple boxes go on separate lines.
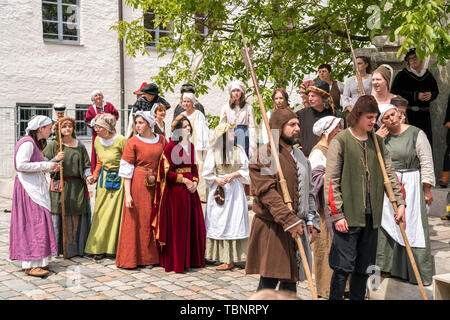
top-left (296, 80), bottom-right (344, 157)
top-left (325, 95), bottom-right (406, 300)
top-left (245, 108), bottom-right (320, 295)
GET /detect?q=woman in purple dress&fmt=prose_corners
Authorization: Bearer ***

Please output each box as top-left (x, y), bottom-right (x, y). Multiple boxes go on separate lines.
top-left (10, 115), bottom-right (61, 277)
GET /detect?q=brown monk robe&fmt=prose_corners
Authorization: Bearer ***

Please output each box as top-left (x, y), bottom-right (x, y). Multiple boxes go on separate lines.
top-left (245, 108), bottom-right (307, 291)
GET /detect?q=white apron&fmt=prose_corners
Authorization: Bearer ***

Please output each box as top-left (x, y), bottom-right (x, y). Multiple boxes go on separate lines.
top-left (381, 170), bottom-right (426, 248)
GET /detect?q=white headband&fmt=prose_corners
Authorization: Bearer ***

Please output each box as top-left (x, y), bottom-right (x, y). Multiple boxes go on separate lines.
top-left (377, 104), bottom-right (398, 126)
top-left (228, 80), bottom-right (246, 95)
top-left (313, 116), bottom-right (343, 139)
top-left (135, 110), bottom-right (156, 129)
top-left (182, 92), bottom-right (196, 104)
top-left (25, 116), bottom-right (52, 134)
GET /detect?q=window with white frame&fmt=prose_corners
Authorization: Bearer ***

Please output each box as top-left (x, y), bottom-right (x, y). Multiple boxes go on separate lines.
top-left (143, 10), bottom-right (173, 48)
top-left (75, 104), bottom-right (91, 139)
top-left (42, 0), bottom-right (79, 43)
top-left (16, 104), bottom-right (52, 141)
top-left (143, 11), bottom-right (208, 48)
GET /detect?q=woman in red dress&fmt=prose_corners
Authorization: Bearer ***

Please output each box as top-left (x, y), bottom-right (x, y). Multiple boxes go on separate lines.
top-left (116, 111), bottom-right (166, 269)
top-left (152, 117), bottom-right (206, 273)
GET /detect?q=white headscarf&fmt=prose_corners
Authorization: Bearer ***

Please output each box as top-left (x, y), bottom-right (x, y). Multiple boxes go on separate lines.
top-left (25, 115), bottom-right (52, 135)
top-left (377, 104), bottom-right (398, 127)
top-left (182, 92), bottom-right (197, 104)
top-left (135, 110), bottom-right (156, 129)
top-left (228, 80), bottom-right (246, 95)
top-left (312, 116), bottom-right (343, 139)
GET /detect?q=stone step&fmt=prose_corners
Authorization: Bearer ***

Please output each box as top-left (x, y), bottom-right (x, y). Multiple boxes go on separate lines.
top-left (367, 276), bottom-right (434, 300)
top-left (429, 187), bottom-right (449, 218)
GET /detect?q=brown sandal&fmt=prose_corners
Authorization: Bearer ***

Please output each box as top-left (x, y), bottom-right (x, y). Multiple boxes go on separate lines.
top-left (441, 215), bottom-right (450, 220)
top-left (25, 267), bottom-right (49, 277)
top-left (215, 262), bottom-right (235, 271)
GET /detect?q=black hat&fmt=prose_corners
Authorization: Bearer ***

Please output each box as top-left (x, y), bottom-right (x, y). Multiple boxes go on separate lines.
top-left (53, 103), bottom-right (66, 111)
top-left (404, 48), bottom-right (416, 62)
top-left (305, 80), bottom-right (330, 97)
top-left (141, 83), bottom-right (159, 95)
top-left (180, 83), bottom-right (195, 94)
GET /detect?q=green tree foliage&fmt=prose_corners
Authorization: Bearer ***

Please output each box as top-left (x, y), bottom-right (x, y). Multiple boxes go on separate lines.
top-left (112, 0), bottom-right (449, 119)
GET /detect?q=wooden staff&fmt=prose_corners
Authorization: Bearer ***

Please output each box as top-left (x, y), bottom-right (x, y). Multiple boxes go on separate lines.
top-left (344, 21), bottom-right (427, 300)
top-left (239, 24), bottom-right (318, 300)
top-left (57, 122), bottom-right (68, 259)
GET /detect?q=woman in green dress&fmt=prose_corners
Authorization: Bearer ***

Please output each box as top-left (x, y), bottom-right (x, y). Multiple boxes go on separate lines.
top-left (376, 104), bottom-right (435, 286)
top-left (43, 117), bottom-right (92, 259)
top-left (85, 113), bottom-right (127, 260)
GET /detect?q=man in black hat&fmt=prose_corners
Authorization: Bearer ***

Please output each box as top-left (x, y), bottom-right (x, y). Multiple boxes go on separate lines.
top-left (172, 83), bottom-right (206, 122)
top-left (296, 80), bottom-right (344, 157)
top-left (126, 83), bottom-right (171, 137)
top-left (53, 103), bottom-right (66, 121)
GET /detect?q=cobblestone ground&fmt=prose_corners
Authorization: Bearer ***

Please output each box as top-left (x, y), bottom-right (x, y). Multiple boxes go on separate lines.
top-left (0, 197), bottom-right (315, 300)
top-left (1, 195), bottom-right (448, 300)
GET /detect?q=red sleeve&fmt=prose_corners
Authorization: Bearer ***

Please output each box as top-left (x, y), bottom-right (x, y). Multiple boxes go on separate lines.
top-left (106, 103), bottom-right (119, 120)
top-left (84, 106), bottom-right (96, 126)
top-left (121, 137), bottom-right (136, 165)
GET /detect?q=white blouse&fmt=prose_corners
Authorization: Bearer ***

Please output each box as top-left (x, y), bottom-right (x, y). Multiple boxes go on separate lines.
top-left (15, 141), bottom-right (52, 210)
top-left (219, 102), bottom-right (257, 150)
top-left (341, 75), bottom-right (373, 109)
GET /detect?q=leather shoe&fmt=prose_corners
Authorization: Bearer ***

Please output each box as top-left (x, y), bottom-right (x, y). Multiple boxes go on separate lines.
top-left (25, 267), bottom-right (49, 277)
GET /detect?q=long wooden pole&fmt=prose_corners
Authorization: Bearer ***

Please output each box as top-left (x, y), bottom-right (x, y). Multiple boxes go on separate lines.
top-left (57, 123), bottom-right (68, 259)
top-left (344, 21), bottom-right (427, 300)
top-left (239, 24), bottom-right (318, 300)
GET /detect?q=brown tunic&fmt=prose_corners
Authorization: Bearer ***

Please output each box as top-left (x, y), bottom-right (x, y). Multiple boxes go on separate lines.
top-left (245, 139), bottom-right (302, 282)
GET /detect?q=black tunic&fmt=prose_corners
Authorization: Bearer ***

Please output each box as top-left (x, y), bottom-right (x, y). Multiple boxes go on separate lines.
top-left (391, 68), bottom-right (439, 146)
top-left (296, 107), bottom-right (344, 157)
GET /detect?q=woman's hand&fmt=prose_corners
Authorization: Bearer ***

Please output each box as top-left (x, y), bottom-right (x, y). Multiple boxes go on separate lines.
top-left (55, 152), bottom-right (65, 161)
top-left (50, 162), bottom-right (60, 172)
top-left (215, 178), bottom-right (227, 187)
top-left (125, 194), bottom-right (133, 208)
top-left (188, 181), bottom-right (198, 193)
top-left (86, 176), bottom-right (95, 185)
top-left (184, 177), bottom-right (194, 189)
top-left (376, 124), bottom-right (389, 139)
top-left (223, 172), bottom-right (239, 184)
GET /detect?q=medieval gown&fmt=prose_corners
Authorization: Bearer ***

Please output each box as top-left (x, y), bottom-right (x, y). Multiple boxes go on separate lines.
top-left (84, 134), bottom-right (127, 256)
top-left (203, 145), bottom-right (250, 264)
top-left (115, 134), bottom-right (166, 268)
top-left (152, 139), bottom-right (206, 273)
top-left (43, 140), bottom-right (91, 258)
top-left (10, 137), bottom-right (57, 268)
top-left (186, 109), bottom-right (210, 202)
top-left (376, 126), bottom-right (435, 285)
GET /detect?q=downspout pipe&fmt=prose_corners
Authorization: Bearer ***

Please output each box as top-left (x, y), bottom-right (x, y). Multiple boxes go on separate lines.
top-left (118, 0), bottom-right (125, 135)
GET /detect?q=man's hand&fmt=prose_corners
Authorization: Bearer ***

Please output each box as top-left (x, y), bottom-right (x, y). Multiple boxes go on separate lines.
top-left (334, 218), bottom-right (349, 233)
top-left (288, 222), bottom-right (304, 239)
top-left (307, 225), bottom-right (318, 244)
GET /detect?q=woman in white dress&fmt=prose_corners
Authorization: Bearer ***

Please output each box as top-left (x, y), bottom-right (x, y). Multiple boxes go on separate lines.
top-left (219, 80), bottom-right (256, 159)
top-left (172, 92), bottom-right (211, 202)
top-left (341, 56), bottom-right (373, 113)
top-left (203, 123), bottom-right (250, 270)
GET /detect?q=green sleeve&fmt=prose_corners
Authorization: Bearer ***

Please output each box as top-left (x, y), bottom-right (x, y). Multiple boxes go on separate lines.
top-left (42, 141), bottom-right (56, 160)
